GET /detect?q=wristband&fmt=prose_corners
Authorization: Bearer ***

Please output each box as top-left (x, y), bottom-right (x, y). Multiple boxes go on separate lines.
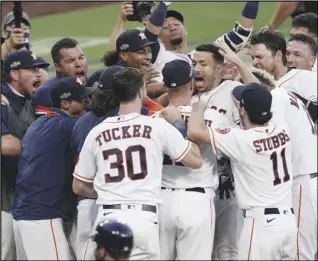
top-left (171, 118), bottom-right (187, 138)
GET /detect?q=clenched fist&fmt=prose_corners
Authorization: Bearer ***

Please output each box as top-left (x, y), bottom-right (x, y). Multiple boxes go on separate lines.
top-left (159, 106), bottom-right (182, 123)
top-left (120, 2), bottom-right (134, 21)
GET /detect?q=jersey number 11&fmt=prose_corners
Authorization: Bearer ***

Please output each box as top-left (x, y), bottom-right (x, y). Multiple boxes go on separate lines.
top-left (270, 148), bottom-right (290, 186)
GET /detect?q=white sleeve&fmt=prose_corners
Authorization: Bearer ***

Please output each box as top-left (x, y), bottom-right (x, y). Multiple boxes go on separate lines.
top-left (208, 127), bottom-right (242, 159)
top-left (73, 130), bottom-right (97, 183)
top-left (160, 119), bottom-right (192, 162)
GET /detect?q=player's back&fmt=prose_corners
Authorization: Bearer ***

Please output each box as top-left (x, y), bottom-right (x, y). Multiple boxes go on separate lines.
top-left (275, 69), bottom-right (317, 103)
top-left (221, 123), bottom-right (293, 210)
top-left (271, 88), bottom-right (317, 175)
top-left (87, 113), bottom-right (190, 206)
top-left (160, 106), bottom-right (229, 190)
top-left (191, 80), bottom-right (241, 124)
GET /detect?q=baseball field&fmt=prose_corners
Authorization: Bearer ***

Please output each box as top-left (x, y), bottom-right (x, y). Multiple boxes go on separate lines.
top-left (28, 2), bottom-right (291, 76)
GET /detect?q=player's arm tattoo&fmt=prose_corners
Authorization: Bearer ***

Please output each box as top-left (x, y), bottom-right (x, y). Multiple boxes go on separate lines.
top-left (73, 178), bottom-right (98, 199)
top-left (187, 102), bottom-right (211, 144)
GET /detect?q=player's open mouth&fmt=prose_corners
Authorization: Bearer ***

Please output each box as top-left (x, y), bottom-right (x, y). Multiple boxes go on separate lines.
top-left (33, 80), bottom-right (41, 88)
top-left (195, 76), bottom-right (204, 88)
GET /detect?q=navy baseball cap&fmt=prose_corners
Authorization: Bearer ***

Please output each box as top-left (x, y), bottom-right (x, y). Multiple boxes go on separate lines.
top-left (162, 59), bottom-right (196, 88)
top-left (232, 83), bottom-right (272, 118)
top-left (50, 77), bottom-right (96, 108)
top-left (116, 29), bottom-right (156, 52)
top-left (86, 69), bottom-right (104, 88)
top-left (2, 11), bottom-right (31, 27)
top-left (3, 50), bottom-right (50, 73)
top-left (92, 219), bottom-right (133, 258)
top-left (166, 10), bottom-right (184, 24)
top-left (98, 65), bottom-right (122, 91)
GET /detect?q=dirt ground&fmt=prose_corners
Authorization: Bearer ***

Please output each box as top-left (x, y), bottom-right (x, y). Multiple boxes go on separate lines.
top-left (1, 1), bottom-right (114, 20)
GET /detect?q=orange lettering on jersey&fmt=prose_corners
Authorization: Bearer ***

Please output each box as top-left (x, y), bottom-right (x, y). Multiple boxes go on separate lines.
top-left (287, 92), bottom-right (299, 109)
top-left (215, 128), bottom-right (231, 134)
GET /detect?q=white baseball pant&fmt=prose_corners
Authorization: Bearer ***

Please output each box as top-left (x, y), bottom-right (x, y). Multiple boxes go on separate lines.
top-left (212, 193), bottom-right (242, 260)
top-left (83, 203), bottom-right (160, 260)
top-left (292, 173), bottom-right (317, 260)
top-left (238, 207), bottom-right (297, 260)
top-left (76, 198), bottom-right (98, 259)
top-left (1, 211), bottom-right (16, 260)
top-left (159, 187), bottom-right (215, 260)
top-left (13, 218), bottom-right (76, 260)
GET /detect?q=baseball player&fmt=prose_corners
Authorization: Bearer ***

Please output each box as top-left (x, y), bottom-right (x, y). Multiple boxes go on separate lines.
top-left (72, 67), bottom-right (203, 260)
top-left (92, 219), bottom-right (133, 261)
top-left (232, 82), bottom-right (318, 261)
top-left (153, 60), bottom-right (230, 260)
top-left (187, 83), bottom-right (297, 260)
top-left (248, 30), bottom-right (317, 123)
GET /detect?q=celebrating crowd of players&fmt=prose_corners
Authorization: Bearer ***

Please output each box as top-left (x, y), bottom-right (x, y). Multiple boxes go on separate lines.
top-left (1, 1), bottom-right (317, 260)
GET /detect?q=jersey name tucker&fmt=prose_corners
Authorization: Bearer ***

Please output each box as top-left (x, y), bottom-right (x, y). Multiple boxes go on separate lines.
top-left (95, 125), bottom-right (153, 146)
top-left (253, 130), bottom-right (290, 153)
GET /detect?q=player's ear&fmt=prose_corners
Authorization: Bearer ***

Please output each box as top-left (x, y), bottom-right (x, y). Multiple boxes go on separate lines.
top-left (274, 50), bottom-right (283, 62)
top-left (310, 56), bottom-right (316, 68)
top-left (60, 100), bottom-right (70, 110)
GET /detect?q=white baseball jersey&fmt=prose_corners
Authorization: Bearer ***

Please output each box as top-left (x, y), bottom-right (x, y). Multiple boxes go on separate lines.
top-left (154, 106), bottom-right (230, 190)
top-left (152, 42), bottom-right (192, 82)
top-left (312, 57), bottom-right (317, 72)
top-left (270, 88), bottom-right (317, 176)
top-left (208, 123), bottom-right (293, 210)
top-left (275, 69), bottom-right (317, 103)
top-left (73, 113), bottom-right (191, 206)
top-left (191, 80), bottom-right (241, 124)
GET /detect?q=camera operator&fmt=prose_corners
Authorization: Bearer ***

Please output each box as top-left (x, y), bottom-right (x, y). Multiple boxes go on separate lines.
top-left (1, 11), bottom-right (31, 60)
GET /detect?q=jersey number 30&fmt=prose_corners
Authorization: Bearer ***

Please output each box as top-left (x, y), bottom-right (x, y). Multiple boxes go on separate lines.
top-left (103, 145), bottom-right (148, 183)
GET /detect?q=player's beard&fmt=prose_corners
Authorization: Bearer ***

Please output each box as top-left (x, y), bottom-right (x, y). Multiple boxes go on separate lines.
top-left (170, 37), bottom-right (183, 46)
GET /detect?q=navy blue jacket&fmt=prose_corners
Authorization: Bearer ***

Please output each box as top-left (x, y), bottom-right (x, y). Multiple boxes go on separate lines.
top-left (11, 109), bottom-right (79, 221)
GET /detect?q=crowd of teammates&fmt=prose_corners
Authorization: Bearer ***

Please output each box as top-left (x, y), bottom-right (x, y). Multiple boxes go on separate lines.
top-left (1, 1), bottom-right (317, 260)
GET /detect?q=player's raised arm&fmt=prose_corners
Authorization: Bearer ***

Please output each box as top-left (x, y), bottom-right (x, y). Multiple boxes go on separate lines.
top-left (187, 101), bottom-right (211, 144)
top-left (159, 108), bottom-right (203, 169)
top-left (72, 130), bottom-right (98, 199)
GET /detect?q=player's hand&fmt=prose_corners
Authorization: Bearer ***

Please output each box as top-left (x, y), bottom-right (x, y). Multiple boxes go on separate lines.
top-left (6, 28), bottom-right (25, 50)
top-left (142, 67), bottom-right (160, 85)
top-left (214, 38), bottom-right (242, 67)
top-left (120, 1), bottom-right (134, 21)
top-left (260, 24), bottom-right (274, 31)
top-left (159, 106), bottom-right (182, 123)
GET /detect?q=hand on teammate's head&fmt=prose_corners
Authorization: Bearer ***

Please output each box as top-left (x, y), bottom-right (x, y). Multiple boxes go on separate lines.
top-left (214, 38), bottom-right (242, 66)
top-left (159, 106), bottom-right (182, 123)
top-left (142, 67), bottom-right (160, 85)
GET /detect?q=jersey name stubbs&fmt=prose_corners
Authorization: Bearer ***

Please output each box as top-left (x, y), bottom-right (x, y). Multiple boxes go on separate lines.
top-left (95, 125), bottom-right (152, 146)
top-left (253, 130), bottom-right (290, 153)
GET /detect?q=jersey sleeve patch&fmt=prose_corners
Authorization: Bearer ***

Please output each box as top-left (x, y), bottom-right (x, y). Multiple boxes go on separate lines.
top-left (215, 128), bottom-right (231, 134)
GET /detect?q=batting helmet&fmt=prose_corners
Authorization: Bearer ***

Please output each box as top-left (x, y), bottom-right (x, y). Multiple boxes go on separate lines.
top-left (93, 219), bottom-right (133, 259)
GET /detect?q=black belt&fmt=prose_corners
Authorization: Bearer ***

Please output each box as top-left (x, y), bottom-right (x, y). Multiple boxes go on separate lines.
top-left (310, 173), bottom-right (318, 179)
top-left (161, 187), bottom-right (205, 194)
top-left (242, 207), bottom-right (294, 218)
top-left (103, 204), bottom-right (156, 214)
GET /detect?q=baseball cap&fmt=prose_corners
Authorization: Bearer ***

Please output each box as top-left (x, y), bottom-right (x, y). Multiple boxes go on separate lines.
top-left (116, 29), bottom-right (156, 52)
top-left (232, 83), bottom-right (272, 118)
top-left (86, 69), bottom-right (104, 88)
top-left (50, 77), bottom-right (96, 108)
top-left (3, 50), bottom-right (50, 73)
top-left (98, 65), bottom-right (123, 91)
top-left (166, 10), bottom-right (184, 24)
top-left (162, 59), bottom-right (196, 88)
top-left (2, 11), bottom-right (31, 27)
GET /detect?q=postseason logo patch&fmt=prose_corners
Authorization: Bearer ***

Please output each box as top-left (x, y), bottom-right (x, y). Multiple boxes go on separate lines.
top-left (215, 128), bottom-right (231, 134)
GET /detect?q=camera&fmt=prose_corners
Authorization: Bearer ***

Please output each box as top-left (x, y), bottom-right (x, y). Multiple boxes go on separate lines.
top-left (127, 1), bottom-right (155, 22)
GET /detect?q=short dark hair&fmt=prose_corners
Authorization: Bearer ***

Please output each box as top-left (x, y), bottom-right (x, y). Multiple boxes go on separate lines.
top-left (288, 33), bottom-right (317, 56)
top-left (195, 44), bottom-right (224, 65)
top-left (90, 89), bottom-right (119, 117)
top-left (249, 30), bottom-right (287, 66)
top-left (292, 12), bottom-right (317, 37)
top-left (51, 38), bottom-right (79, 64)
top-left (112, 67), bottom-right (144, 102)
